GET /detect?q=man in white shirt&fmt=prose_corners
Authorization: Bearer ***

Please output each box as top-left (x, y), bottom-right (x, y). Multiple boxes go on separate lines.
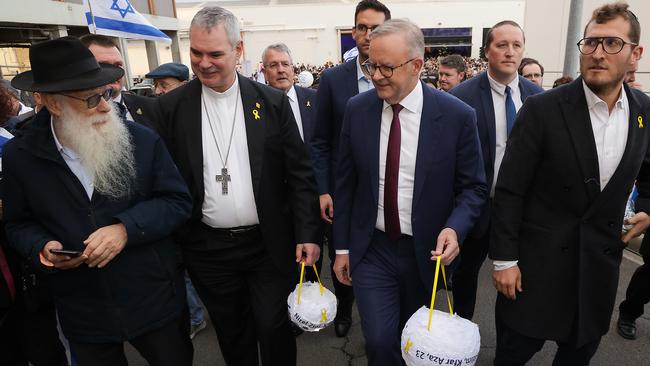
top-left (262, 43), bottom-right (316, 144)
top-left (332, 19), bottom-right (487, 366)
top-left (449, 20), bottom-right (543, 321)
top-left (155, 7), bottom-right (321, 366)
top-left (489, 3), bottom-right (650, 364)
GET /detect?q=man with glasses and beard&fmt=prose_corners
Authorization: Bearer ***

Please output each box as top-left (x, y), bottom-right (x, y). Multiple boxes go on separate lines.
top-left (311, 0), bottom-right (391, 338)
top-left (489, 3), bottom-right (650, 364)
top-left (4, 37), bottom-right (193, 366)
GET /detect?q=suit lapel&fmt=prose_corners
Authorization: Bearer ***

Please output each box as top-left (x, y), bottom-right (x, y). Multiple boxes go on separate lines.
top-left (184, 80), bottom-right (205, 198)
top-left (560, 79), bottom-right (601, 202)
top-left (366, 96), bottom-right (384, 207)
top-left (478, 73), bottom-right (497, 165)
top-left (345, 60), bottom-right (360, 97)
top-left (413, 83), bottom-right (443, 207)
top-left (296, 87), bottom-right (313, 143)
top-left (238, 75), bottom-right (265, 198)
top-left (586, 84), bottom-right (646, 216)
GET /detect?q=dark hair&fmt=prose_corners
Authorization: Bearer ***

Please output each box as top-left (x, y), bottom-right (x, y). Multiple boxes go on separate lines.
top-left (354, 0), bottom-right (391, 25)
top-left (484, 20), bottom-right (525, 49)
top-left (79, 34), bottom-right (118, 48)
top-left (0, 86), bottom-right (18, 125)
top-left (439, 54), bottom-right (467, 73)
top-left (584, 2), bottom-right (640, 44)
top-left (518, 57), bottom-right (544, 76)
top-left (552, 75), bottom-right (574, 88)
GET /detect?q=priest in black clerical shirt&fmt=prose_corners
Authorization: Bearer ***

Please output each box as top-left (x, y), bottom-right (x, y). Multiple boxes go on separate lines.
top-left (154, 6), bottom-right (321, 366)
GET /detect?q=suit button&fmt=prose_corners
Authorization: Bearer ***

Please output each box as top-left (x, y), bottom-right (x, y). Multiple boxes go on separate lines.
top-left (608, 222), bottom-right (615, 228)
top-left (582, 219), bottom-right (588, 224)
top-left (561, 246), bottom-right (569, 252)
top-left (604, 248), bottom-right (611, 254)
top-left (563, 186), bottom-right (571, 192)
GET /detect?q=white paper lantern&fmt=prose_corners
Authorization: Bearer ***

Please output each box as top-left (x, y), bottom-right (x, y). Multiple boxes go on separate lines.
top-left (401, 307), bottom-right (480, 366)
top-left (287, 281), bottom-right (337, 332)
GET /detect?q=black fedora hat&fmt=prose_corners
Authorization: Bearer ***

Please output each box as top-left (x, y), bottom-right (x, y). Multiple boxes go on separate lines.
top-left (11, 36), bottom-right (124, 93)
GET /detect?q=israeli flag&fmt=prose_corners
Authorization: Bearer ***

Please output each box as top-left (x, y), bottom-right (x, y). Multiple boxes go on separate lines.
top-left (83, 0), bottom-right (171, 44)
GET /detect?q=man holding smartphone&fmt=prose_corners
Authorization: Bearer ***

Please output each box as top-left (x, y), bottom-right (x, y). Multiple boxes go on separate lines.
top-left (4, 37), bottom-right (194, 366)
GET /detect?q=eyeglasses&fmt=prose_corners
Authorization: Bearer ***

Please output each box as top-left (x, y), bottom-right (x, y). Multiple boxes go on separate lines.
top-left (577, 37), bottom-right (638, 55)
top-left (264, 61), bottom-right (293, 70)
top-left (355, 23), bottom-right (381, 34)
top-left (362, 58), bottom-right (416, 78)
top-left (58, 89), bottom-right (113, 109)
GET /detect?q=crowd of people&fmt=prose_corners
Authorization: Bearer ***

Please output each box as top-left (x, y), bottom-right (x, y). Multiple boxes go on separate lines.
top-left (0, 1), bottom-right (648, 366)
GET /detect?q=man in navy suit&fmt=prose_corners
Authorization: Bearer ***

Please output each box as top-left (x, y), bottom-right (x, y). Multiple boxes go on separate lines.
top-left (449, 20), bottom-right (544, 320)
top-left (333, 19), bottom-right (487, 366)
top-left (262, 43), bottom-right (316, 145)
top-left (311, 0), bottom-right (391, 337)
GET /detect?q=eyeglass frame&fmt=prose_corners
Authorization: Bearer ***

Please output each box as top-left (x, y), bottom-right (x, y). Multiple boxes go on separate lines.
top-left (354, 23), bottom-right (381, 34)
top-left (362, 58), bottom-right (417, 78)
top-left (263, 61), bottom-right (293, 70)
top-left (57, 88), bottom-right (114, 109)
top-left (576, 36), bottom-right (638, 55)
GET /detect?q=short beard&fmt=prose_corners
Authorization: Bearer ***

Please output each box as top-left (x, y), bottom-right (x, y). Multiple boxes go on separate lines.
top-left (57, 102), bottom-right (136, 200)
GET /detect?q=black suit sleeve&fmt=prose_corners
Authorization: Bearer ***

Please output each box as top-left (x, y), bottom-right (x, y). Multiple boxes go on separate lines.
top-left (278, 92), bottom-right (321, 244)
top-left (489, 97), bottom-right (545, 261)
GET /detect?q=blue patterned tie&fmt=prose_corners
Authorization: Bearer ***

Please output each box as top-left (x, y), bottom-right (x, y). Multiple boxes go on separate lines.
top-left (505, 86), bottom-right (517, 136)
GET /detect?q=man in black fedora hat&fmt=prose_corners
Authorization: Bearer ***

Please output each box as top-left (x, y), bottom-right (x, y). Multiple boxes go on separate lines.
top-left (4, 36), bottom-right (194, 366)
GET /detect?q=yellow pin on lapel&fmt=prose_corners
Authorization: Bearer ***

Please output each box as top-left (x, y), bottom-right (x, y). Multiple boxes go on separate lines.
top-left (639, 116), bottom-right (644, 129)
top-left (252, 109), bottom-right (260, 120)
top-left (255, 102), bottom-right (261, 109)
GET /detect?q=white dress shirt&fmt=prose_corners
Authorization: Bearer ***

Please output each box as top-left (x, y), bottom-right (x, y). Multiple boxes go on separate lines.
top-left (493, 82), bottom-right (630, 272)
top-left (51, 120), bottom-right (94, 199)
top-left (375, 82), bottom-right (423, 236)
top-left (583, 81), bottom-right (629, 190)
top-left (488, 72), bottom-right (523, 197)
top-left (356, 56), bottom-right (375, 93)
top-left (201, 77), bottom-right (260, 228)
top-left (286, 85), bottom-right (304, 142)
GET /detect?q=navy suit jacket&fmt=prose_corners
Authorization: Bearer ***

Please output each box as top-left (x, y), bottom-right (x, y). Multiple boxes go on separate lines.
top-left (294, 85), bottom-right (317, 146)
top-left (333, 82), bottom-right (488, 289)
top-left (450, 72), bottom-right (544, 235)
top-left (311, 59), bottom-right (359, 195)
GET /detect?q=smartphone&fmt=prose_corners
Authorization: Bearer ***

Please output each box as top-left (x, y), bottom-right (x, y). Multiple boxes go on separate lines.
top-left (49, 248), bottom-right (83, 257)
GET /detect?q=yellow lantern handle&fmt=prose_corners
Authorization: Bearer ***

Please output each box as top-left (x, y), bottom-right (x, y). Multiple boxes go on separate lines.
top-left (427, 256), bottom-right (454, 331)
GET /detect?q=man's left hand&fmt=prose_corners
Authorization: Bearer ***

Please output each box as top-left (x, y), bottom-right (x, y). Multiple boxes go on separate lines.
top-left (622, 212), bottom-right (650, 243)
top-left (296, 243), bottom-right (321, 266)
top-left (83, 223), bottom-right (128, 268)
top-left (431, 227), bottom-right (460, 265)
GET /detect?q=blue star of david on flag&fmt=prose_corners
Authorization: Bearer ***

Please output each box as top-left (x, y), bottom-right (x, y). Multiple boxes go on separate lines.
top-left (84, 0), bottom-right (171, 43)
top-left (110, 0), bottom-right (135, 18)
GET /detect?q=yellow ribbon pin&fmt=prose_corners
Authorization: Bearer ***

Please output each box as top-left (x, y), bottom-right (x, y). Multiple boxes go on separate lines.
top-left (404, 338), bottom-right (413, 353)
top-left (252, 109), bottom-right (260, 120)
top-left (320, 309), bottom-right (327, 323)
top-left (639, 116), bottom-right (644, 129)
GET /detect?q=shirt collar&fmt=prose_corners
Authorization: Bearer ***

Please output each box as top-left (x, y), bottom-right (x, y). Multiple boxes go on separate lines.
top-left (356, 56), bottom-right (370, 82)
top-left (286, 85), bottom-right (297, 102)
top-left (582, 80), bottom-right (627, 111)
top-left (203, 74), bottom-right (239, 99)
top-left (50, 117), bottom-right (79, 160)
top-left (487, 71), bottom-right (519, 96)
top-left (382, 81), bottom-right (423, 114)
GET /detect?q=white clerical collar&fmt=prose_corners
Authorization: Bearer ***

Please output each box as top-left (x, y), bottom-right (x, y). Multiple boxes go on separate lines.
top-left (286, 85), bottom-right (297, 102)
top-left (203, 75), bottom-right (239, 99)
top-left (582, 80), bottom-right (627, 111)
top-left (487, 71), bottom-right (519, 96)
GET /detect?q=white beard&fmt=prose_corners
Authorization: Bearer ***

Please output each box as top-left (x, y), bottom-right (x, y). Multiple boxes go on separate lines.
top-left (57, 103), bottom-right (136, 200)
